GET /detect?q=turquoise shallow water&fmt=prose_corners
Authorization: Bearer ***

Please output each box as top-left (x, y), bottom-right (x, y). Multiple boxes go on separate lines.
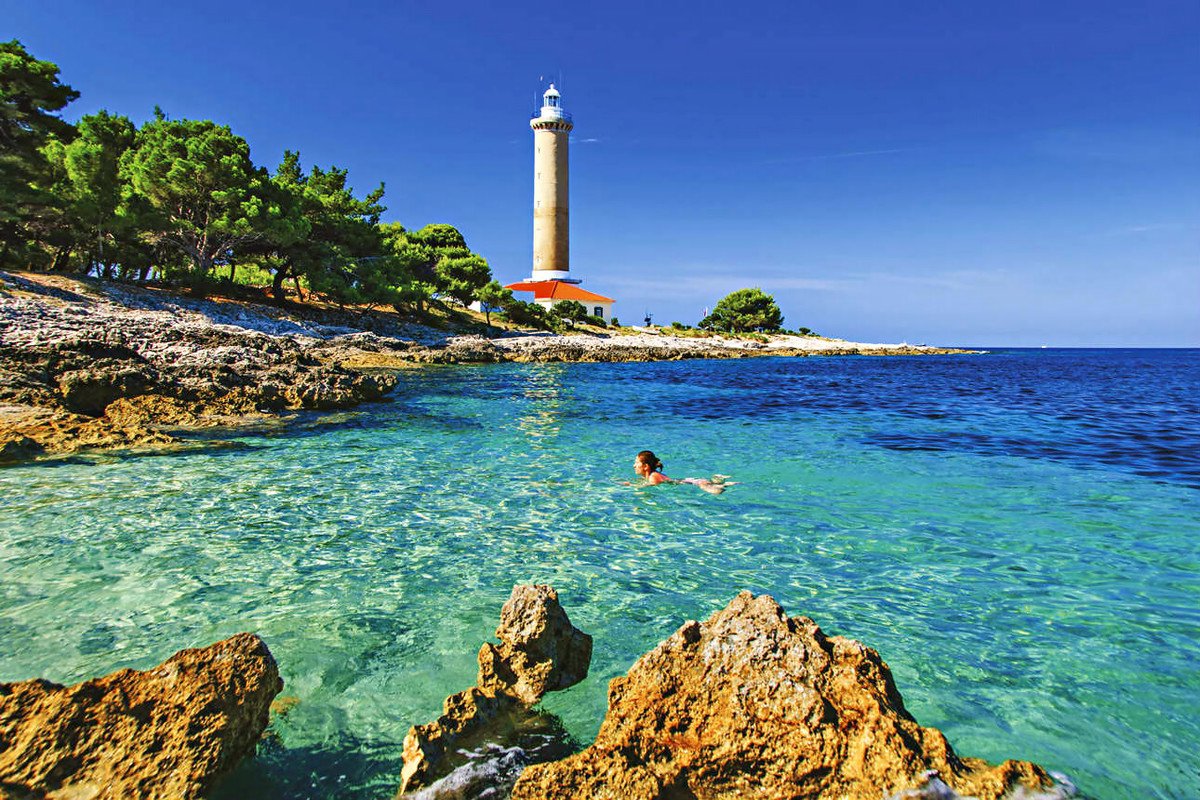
top-left (1, 349), bottom-right (1198, 799)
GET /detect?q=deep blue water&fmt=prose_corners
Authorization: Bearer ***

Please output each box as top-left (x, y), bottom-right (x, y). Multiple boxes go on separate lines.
top-left (1, 348), bottom-right (1197, 799)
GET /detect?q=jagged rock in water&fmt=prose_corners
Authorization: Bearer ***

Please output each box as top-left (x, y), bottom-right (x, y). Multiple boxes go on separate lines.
top-left (0, 632), bottom-right (283, 800)
top-left (477, 584), bottom-right (594, 705)
top-left (398, 585), bottom-right (591, 796)
top-left (512, 591), bottom-right (1066, 800)
top-left (400, 693), bottom-right (576, 800)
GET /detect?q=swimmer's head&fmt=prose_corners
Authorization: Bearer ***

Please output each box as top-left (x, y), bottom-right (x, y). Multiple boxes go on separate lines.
top-left (634, 450), bottom-right (663, 477)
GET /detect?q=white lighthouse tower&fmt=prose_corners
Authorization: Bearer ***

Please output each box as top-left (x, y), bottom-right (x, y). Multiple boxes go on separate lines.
top-left (507, 83), bottom-right (616, 321)
top-left (530, 84), bottom-right (573, 281)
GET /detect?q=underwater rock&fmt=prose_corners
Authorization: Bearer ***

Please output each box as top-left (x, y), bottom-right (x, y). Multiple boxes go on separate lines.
top-left (511, 591), bottom-right (1066, 800)
top-left (398, 585), bottom-right (591, 796)
top-left (0, 632), bottom-right (282, 800)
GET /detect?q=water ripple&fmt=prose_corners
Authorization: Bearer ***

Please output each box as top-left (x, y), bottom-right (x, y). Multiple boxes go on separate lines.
top-left (0, 350), bottom-right (1197, 799)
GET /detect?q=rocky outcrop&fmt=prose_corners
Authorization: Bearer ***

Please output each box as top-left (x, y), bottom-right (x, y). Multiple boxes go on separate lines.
top-left (0, 270), bottom-right (974, 461)
top-left (0, 632), bottom-right (283, 800)
top-left (476, 584), bottom-right (594, 705)
top-left (486, 332), bottom-right (975, 363)
top-left (512, 591), bottom-right (1066, 800)
top-left (0, 271), bottom-right (399, 461)
top-left (398, 585), bottom-right (592, 796)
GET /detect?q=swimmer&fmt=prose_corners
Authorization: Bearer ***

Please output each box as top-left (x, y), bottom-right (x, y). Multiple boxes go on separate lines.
top-left (632, 450), bottom-right (736, 495)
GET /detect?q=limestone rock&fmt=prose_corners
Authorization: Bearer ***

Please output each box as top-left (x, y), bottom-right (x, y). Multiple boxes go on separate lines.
top-left (512, 591), bottom-right (1063, 800)
top-left (0, 432), bottom-right (43, 464)
top-left (0, 632), bottom-right (283, 800)
top-left (477, 584), bottom-right (593, 704)
top-left (398, 585), bottom-right (591, 796)
top-left (57, 364), bottom-right (157, 416)
top-left (0, 273), bottom-right (402, 462)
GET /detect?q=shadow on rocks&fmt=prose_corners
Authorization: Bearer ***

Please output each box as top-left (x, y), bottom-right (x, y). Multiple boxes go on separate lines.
top-left (396, 585), bottom-right (592, 799)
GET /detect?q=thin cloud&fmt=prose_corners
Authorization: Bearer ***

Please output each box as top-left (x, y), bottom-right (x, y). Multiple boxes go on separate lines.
top-left (1106, 222), bottom-right (1199, 236)
top-left (765, 148), bottom-right (909, 164)
top-left (602, 274), bottom-right (857, 297)
top-left (1030, 128), bottom-right (1200, 162)
top-left (602, 268), bottom-right (1012, 298)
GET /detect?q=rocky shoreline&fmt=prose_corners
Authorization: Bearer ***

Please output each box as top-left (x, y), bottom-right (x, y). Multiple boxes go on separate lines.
top-left (0, 588), bottom-right (1075, 799)
top-left (0, 271), bottom-right (976, 462)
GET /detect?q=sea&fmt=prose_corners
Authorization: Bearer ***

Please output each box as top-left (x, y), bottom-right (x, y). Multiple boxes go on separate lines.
top-left (1, 348), bottom-right (1197, 800)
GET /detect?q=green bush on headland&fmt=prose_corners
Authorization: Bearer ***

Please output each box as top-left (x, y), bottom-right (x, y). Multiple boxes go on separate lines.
top-left (699, 288), bottom-right (784, 333)
top-left (0, 39), bottom-right (494, 311)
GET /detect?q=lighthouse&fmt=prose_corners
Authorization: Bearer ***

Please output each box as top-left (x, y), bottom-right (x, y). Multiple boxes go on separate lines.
top-left (530, 84), bottom-right (572, 281)
top-left (508, 83), bottom-right (616, 321)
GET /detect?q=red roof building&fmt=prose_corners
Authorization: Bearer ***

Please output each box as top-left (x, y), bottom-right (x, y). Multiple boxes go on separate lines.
top-left (505, 280), bottom-right (616, 321)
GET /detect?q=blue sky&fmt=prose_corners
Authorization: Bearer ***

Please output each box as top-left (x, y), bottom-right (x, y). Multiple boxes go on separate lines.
top-left (7, 0), bottom-right (1199, 345)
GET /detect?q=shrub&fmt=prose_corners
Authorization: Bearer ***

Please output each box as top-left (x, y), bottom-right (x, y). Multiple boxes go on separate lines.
top-left (549, 299), bottom-right (588, 323)
top-left (699, 288), bottom-right (783, 333)
top-left (500, 298), bottom-right (553, 330)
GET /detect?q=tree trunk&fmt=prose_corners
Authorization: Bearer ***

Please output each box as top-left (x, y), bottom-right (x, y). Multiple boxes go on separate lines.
top-left (50, 247), bottom-right (73, 273)
top-left (272, 268), bottom-right (288, 305)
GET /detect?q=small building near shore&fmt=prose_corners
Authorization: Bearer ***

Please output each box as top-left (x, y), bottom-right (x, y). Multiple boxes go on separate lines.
top-left (506, 279), bottom-right (614, 321)
top-left (506, 83), bottom-right (616, 321)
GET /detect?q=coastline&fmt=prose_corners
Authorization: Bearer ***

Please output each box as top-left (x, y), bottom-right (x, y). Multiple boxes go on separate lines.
top-left (0, 271), bottom-right (977, 462)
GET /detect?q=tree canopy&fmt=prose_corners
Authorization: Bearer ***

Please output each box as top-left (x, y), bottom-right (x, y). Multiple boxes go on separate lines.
top-left (0, 39), bottom-right (498, 315)
top-left (699, 287), bottom-right (784, 332)
top-left (549, 299), bottom-right (588, 325)
top-left (121, 117), bottom-right (285, 278)
top-left (476, 279), bottom-right (514, 330)
top-left (0, 40), bottom-right (79, 267)
top-left (42, 111), bottom-right (143, 277)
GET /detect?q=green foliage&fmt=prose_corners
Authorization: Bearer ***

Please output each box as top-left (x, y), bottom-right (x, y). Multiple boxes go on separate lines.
top-left (549, 299), bottom-right (588, 323)
top-left (476, 279), bottom-right (514, 329)
top-left (699, 287), bottom-right (784, 333)
top-left (41, 111), bottom-right (145, 276)
top-left (0, 41), bottom-right (497, 323)
top-left (610, 316), bottom-right (620, 327)
top-left (264, 150), bottom-right (393, 305)
top-left (406, 223), bottom-right (466, 251)
top-left (122, 117), bottom-right (282, 278)
top-left (435, 252), bottom-right (491, 306)
top-left (0, 39), bottom-right (79, 268)
top-left (403, 223), bottom-right (465, 283)
top-left (500, 297), bottom-right (553, 330)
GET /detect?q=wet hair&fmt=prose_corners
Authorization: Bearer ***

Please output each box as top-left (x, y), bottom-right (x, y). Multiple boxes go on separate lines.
top-left (636, 450), bottom-right (663, 473)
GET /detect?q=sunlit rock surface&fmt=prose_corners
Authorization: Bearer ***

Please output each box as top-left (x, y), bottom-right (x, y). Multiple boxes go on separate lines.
top-left (512, 591), bottom-right (1067, 800)
top-left (0, 632), bottom-right (282, 800)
